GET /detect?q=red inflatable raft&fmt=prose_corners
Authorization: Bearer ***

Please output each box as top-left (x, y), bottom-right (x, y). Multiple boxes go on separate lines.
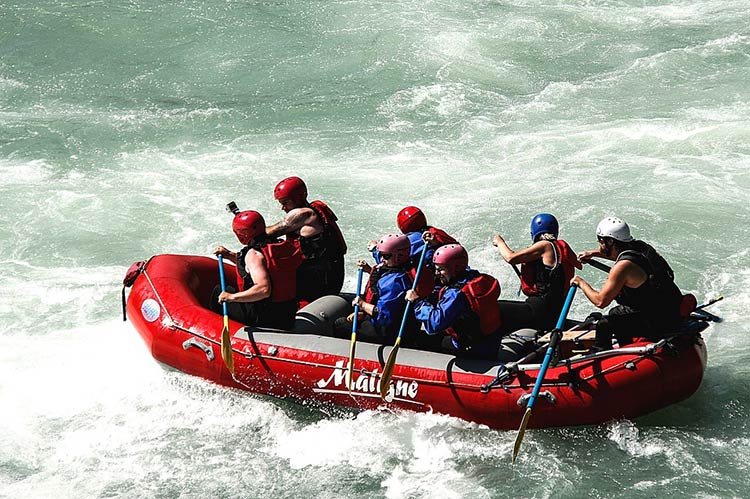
top-left (123, 254), bottom-right (708, 430)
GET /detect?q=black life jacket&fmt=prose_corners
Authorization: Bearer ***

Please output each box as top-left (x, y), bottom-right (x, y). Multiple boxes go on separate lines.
top-left (296, 200), bottom-right (347, 261)
top-left (615, 240), bottom-right (682, 325)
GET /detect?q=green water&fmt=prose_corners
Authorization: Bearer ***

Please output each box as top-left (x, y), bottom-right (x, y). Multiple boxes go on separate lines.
top-left (1, 1), bottom-right (749, 498)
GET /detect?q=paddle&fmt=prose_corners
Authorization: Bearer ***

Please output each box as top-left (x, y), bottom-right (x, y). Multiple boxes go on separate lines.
top-left (378, 242), bottom-right (430, 401)
top-left (691, 295), bottom-right (724, 322)
top-left (347, 268), bottom-right (365, 393)
top-left (512, 284), bottom-right (578, 463)
top-left (696, 295), bottom-right (723, 311)
top-left (511, 263), bottom-right (522, 297)
top-left (586, 258), bottom-right (611, 273)
top-left (217, 255), bottom-right (235, 374)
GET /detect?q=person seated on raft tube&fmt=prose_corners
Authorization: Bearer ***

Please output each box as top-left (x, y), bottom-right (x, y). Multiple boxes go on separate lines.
top-left (265, 176), bottom-right (347, 304)
top-left (213, 210), bottom-right (303, 330)
top-left (492, 213), bottom-right (581, 333)
top-left (369, 206), bottom-right (457, 294)
top-left (333, 233), bottom-right (420, 345)
top-left (405, 244), bottom-right (509, 360)
top-left (571, 216), bottom-right (685, 351)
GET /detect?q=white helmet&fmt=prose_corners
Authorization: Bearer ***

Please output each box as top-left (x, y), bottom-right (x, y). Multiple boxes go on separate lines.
top-left (596, 217), bottom-right (634, 243)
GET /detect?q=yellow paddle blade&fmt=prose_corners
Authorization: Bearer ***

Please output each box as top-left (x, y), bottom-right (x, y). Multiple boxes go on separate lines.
top-left (379, 338), bottom-right (401, 401)
top-left (221, 321), bottom-right (235, 375)
top-left (347, 333), bottom-right (357, 394)
top-left (512, 407), bottom-right (532, 463)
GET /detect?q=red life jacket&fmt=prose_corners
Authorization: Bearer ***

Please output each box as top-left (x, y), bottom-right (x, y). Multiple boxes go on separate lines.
top-left (439, 273), bottom-right (502, 339)
top-left (308, 199), bottom-right (347, 256)
top-left (426, 227), bottom-right (457, 246)
top-left (520, 239), bottom-right (580, 297)
top-left (235, 238), bottom-right (303, 302)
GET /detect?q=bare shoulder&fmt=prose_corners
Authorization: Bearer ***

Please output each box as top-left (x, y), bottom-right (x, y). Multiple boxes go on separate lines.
top-left (284, 206), bottom-right (317, 228)
top-left (611, 259), bottom-right (646, 285)
top-left (246, 248), bottom-right (266, 264)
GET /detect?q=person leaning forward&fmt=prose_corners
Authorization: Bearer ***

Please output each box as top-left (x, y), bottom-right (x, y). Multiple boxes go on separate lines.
top-left (213, 210), bottom-right (303, 330)
top-left (571, 216), bottom-right (684, 351)
top-left (405, 244), bottom-right (504, 360)
top-left (266, 176), bottom-right (347, 304)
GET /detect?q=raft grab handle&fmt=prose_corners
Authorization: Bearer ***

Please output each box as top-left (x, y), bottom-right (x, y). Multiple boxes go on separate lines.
top-left (518, 390), bottom-right (556, 407)
top-left (183, 338), bottom-right (215, 361)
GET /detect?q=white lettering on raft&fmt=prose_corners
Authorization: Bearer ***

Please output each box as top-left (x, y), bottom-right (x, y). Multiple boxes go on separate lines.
top-left (314, 360), bottom-right (421, 405)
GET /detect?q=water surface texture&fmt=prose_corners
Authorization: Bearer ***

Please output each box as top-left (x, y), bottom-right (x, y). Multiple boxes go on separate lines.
top-left (1, 1), bottom-right (749, 498)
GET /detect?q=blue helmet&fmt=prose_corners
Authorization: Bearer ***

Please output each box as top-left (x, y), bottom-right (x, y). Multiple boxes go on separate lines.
top-left (530, 213), bottom-right (559, 242)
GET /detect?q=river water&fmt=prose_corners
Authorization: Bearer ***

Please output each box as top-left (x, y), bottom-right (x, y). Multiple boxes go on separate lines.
top-left (1, 1), bottom-right (749, 497)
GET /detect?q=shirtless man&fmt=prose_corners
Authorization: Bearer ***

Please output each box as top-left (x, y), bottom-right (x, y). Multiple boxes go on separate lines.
top-left (266, 176), bottom-right (347, 303)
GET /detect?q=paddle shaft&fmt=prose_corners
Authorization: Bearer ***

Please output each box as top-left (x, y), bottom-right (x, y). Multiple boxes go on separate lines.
top-left (512, 285), bottom-right (577, 463)
top-left (379, 242), bottom-right (430, 399)
top-left (217, 255), bottom-right (229, 320)
top-left (587, 258), bottom-right (611, 273)
top-left (511, 263), bottom-right (522, 297)
top-left (217, 255), bottom-right (235, 374)
top-left (524, 285), bottom-right (577, 410)
top-left (351, 268), bottom-right (365, 334)
top-left (347, 268), bottom-right (365, 391)
top-left (393, 242), bottom-right (430, 344)
top-left (696, 295), bottom-right (723, 311)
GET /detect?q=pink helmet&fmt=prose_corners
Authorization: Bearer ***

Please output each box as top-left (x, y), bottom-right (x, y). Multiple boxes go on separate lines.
top-left (397, 206), bottom-right (427, 234)
top-left (232, 210), bottom-right (266, 245)
top-left (273, 176), bottom-right (308, 206)
top-left (432, 244), bottom-right (468, 275)
top-left (376, 233), bottom-right (411, 266)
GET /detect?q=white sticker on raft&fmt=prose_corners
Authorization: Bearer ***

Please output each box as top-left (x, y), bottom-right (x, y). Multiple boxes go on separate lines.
top-left (141, 298), bottom-right (161, 322)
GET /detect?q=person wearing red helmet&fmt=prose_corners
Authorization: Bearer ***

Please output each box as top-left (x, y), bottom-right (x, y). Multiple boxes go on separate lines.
top-left (491, 213), bottom-right (581, 332)
top-left (213, 209), bottom-right (303, 329)
top-left (333, 233), bottom-right (420, 345)
top-left (266, 176), bottom-right (347, 303)
top-left (369, 206), bottom-right (457, 294)
top-left (405, 244), bottom-right (505, 359)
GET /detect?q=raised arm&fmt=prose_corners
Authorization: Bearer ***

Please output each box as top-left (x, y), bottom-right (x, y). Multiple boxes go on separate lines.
top-left (266, 207), bottom-right (314, 238)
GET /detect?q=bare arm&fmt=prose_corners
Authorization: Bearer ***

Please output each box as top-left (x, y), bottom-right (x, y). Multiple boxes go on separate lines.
top-left (213, 245), bottom-right (238, 264)
top-left (219, 250), bottom-right (271, 303)
top-left (266, 207), bottom-right (316, 238)
top-left (578, 248), bottom-right (610, 263)
top-left (493, 235), bottom-right (549, 265)
top-left (571, 260), bottom-right (641, 308)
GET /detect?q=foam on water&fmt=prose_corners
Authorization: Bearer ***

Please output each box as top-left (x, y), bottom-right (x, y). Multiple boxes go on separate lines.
top-left (2, 0), bottom-right (750, 496)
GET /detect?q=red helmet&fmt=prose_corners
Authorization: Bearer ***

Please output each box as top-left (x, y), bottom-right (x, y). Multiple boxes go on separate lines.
top-left (273, 176), bottom-right (308, 206)
top-left (432, 244), bottom-right (468, 276)
top-left (232, 210), bottom-right (265, 245)
top-left (376, 233), bottom-right (411, 266)
top-left (396, 206), bottom-right (427, 234)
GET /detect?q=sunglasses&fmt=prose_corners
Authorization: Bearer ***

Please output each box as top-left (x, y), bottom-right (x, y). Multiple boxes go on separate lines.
top-left (380, 253), bottom-right (393, 259)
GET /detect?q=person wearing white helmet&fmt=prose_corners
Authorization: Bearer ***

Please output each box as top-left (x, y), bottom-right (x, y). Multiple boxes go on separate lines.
top-left (571, 217), bottom-right (684, 351)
